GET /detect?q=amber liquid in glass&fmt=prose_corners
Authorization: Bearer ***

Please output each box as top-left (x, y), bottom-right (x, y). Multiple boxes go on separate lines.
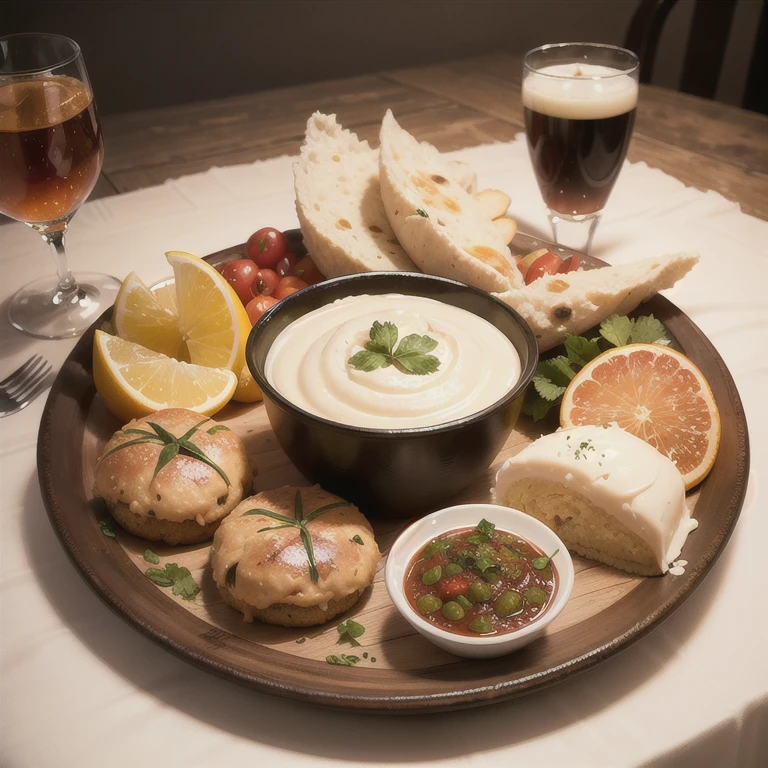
top-left (0, 75), bottom-right (103, 224)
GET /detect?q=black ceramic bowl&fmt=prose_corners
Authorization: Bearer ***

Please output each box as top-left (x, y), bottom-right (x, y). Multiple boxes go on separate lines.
top-left (246, 272), bottom-right (538, 518)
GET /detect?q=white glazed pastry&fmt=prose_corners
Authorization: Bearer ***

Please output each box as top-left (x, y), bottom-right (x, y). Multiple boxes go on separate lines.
top-left (494, 424), bottom-right (697, 575)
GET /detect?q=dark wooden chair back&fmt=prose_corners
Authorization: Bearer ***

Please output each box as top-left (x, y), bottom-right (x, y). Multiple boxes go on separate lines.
top-left (626, 0), bottom-right (766, 113)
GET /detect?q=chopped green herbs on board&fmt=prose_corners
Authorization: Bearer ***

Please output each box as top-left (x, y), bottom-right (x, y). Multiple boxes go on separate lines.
top-left (143, 549), bottom-right (160, 564)
top-left (415, 208), bottom-right (429, 218)
top-left (337, 619), bottom-right (366, 647)
top-left (144, 563), bottom-right (200, 601)
top-left (523, 314), bottom-right (670, 421)
top-left (326, 654), bottom-right (360, 666)
top-left (348, 320), bottom-right (440, 375)
top-left (98, 519), bottom-right (116, 538)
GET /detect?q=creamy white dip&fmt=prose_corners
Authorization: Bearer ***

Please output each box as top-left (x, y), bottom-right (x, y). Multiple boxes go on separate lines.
top-left (265, 294), bottom-right (521, 429)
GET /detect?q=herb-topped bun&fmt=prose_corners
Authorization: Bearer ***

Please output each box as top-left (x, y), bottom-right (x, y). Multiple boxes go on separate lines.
top-left (211, 486), bottom-right (380, 627)
top-left (93, 408), bottom-right (252, 545)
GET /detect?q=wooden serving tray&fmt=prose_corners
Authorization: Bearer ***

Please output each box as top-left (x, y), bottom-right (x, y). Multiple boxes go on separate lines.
top-left (38, 232), bottom-right (749, 712)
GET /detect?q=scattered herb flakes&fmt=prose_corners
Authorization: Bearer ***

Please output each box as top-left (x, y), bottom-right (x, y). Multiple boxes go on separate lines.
top-left (206, 424), bottom-right (230, 435)
top-left (296, 637), bottom-right (307, 644)
top-left (348, 320), bottom-right (440, 376)
top-left (350, 534), bottom-right (364, 545)
top-left (143, 549), bottom-right (160, 564)
top-left (362, 652), bottom-right (369, 659)
top-left (532, 549), bottom-right (559, 570)
top-left (523, 314), bottom-right (670, 422)
top-left (326, 654), bottom-right (360, 666)
top-left (415, 208), bottom-right (429, 218)
top-left (98, 519), bottom-right (116, 538)
top-left (370, 657), bottom-right (377, 663)
top-left (144, 562), bottom-right (200, 600)
top-left (337, 619), bottom-right (365, 647)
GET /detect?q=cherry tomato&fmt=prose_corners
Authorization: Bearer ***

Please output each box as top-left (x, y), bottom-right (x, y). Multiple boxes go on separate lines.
top-left (275, 252), bottom-right (297, 278)
top-left (558, 255), bottom-right (581, 274)
top-left (291, 256), bottom-right (325, 285)
top-left (246, 227), bottom-right (289, 269)
top-left (251, 268), bottom-right (280, 297)
top-left (273, 276), bottom-right (309, 300)
top-left (524, 251), bottom-right (562, 285)
top-left (221, 259), bottom-right (258, 305)
top-left (438, 574), bottom-right (473, 600)
top-left (245, 294), bottom-right (279, 325)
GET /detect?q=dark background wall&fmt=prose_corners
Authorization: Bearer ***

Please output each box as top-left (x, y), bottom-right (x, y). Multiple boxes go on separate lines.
top-left (3, 0), bottom-right (763, 116)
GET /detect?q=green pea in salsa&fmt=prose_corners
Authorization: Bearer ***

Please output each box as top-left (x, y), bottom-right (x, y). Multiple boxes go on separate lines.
top-left (404, 519), bottom-right (558, 637)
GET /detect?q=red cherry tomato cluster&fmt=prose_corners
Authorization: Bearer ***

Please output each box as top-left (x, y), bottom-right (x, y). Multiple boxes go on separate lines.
top-left (221, 227), bottom-right (326, 325)
top-left (518, 250), bottom-right (581, 285)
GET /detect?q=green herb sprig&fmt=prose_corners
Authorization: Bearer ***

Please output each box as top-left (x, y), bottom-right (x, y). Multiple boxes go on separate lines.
top-left (102, 419), bottom-right (230, 486)
top-left (523, 314), bottom-right (670, 422)
top-left (348, 321), bottom-right (440, 376)
top-left (326, 654), bottom-right (360, 666)
top-left (243, 491), bottom-right (350, 584)
top-left (532, 549), bottom-right (559, 570)
top-left (337, 619), bottom-right (365, 647)
top-left (145, 563), bottom-right (200, 600)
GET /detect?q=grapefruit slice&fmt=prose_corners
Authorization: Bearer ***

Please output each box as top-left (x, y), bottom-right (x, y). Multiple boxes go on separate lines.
top-left (560, 344), bottom-right (720, 489)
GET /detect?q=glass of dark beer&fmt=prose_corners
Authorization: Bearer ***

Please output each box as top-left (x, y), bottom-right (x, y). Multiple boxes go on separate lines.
top-left (523, 43), bottom-right (639, 253)
top-left (0, 33), bottom-right (120, 338)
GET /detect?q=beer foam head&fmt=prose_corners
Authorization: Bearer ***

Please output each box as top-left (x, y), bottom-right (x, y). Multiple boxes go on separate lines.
top-left (523, 63), bottom-right (638, 120)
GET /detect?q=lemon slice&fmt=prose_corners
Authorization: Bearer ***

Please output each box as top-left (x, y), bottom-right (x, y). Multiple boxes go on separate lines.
top-left (113, 272), bottom-right (187, 360)
top-left (93, 330), bottom-right (237, 422)
top-left (166, 251), bottom-right (251, 373)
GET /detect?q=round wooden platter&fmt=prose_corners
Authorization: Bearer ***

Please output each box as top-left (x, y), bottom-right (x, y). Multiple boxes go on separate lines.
top-left (38, 232), bottom-right (749, 712)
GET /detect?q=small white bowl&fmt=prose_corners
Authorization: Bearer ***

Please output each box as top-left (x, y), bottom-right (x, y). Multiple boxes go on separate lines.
top-left (385, 503), bottom-right (574, 659)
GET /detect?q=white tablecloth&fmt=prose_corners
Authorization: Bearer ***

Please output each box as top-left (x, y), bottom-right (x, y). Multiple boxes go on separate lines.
top-left (1, 134), bottom-right (767, 768)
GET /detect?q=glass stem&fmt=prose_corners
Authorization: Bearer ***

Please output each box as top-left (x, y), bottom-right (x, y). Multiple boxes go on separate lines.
top-left (41, 226), bottom-right (77, 298)
top-left (547, 211), bottom-right (602, 255)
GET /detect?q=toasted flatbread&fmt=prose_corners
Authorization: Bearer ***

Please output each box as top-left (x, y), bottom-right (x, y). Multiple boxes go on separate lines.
top-left (293, 112), bottom-right (417, 277)
top-left (493, 253), bottom-right (699, 351)
top-left (378, 110), bottom-right (523, 293)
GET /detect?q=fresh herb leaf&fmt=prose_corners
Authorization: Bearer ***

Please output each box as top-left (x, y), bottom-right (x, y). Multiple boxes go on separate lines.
top-left (143, 549), bottom-right (160, 564)
top-left (533, 375), bottom-right (567, 402)
top-left (144, 563), bottom-right (200, 599)
top-left (207, 424), bottom-right (231, 435)
top-left (423, 539), bottom-right (452, 558)
top-left (368, 320), bottom-right (398, 355)
top-left (600, 314), bottom-right (633, 347)
top-left (152, 441), bottom-right (180, 481)
top-left (532, 549), bottom-right (560, 570)
top-left (350, 534), bottom-right (364, 545)
top-left (467, 533), bottom-right (490, 545)
top-left (522, 387), bottom-right (558, 421)
top-left (476, 519), bottom-right (496, 538)
top-left (537, 356), bottom-right (575, 387)
top-left (337, 619), bottom-right (365, 646)
top-left (454, 550), bottom-right (498, 573)
top-left (348, 321), bottom-right (441, 376)
top-left (629, 315), bottom-right (670, 345)
top-left (326, 654), bottom-right (360, 666)
top-left (564, 333), bottom-right (602, 366)
top-left (98, 519), bottom-right (116, 538)
top-left (456, 594), bottom-right (473, 611)
top-left (415, 208), bottom-right (429, 218)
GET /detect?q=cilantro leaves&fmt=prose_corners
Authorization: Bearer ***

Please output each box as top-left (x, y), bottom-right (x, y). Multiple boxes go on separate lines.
top-left (337, 619), bottom-right (365, 647)
top-left (348, 320), bottom-right (441, 376)
top-left (523, 314), bottom-right (669, 421)
top-left (144, 562), bottom-right (200, 601)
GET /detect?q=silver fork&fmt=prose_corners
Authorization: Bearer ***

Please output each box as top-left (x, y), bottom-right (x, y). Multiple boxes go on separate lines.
top-left (0, 354), bottom-right (53, 418)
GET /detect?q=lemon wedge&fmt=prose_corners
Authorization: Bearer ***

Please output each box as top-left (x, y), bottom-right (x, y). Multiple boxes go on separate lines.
top-left (93, 330), bottom-right (237, 422)
top-left (166, 250), bottom-right (251, 374)
top-left (113, 272), bottom-right (187, 360)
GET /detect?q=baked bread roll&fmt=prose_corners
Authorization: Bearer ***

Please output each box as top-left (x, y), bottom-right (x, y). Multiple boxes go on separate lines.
top-left (493, 252), bottom-right (699, 351)
top-left (494, 424), bottom-right (697, 575)
top-left (379, 109), bottom-right (522, 293)
top-left (93, 408), bottom-right (251, 545)
top-left (211, 485), bottom-right (380, 626)
top-left (294, 111), bottom-right (417, 277)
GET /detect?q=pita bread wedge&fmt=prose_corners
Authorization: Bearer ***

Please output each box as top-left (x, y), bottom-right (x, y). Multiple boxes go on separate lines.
top-left (378, 110), bottom-right (523, 293)
top-left (493, 253), bottom-right (699, 351)
top-left (294, 112), bottom-right (417, 277)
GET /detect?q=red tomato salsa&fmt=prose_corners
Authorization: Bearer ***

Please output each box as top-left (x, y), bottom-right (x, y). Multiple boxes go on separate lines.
top-left (404, 519), bottom-right (559, 637)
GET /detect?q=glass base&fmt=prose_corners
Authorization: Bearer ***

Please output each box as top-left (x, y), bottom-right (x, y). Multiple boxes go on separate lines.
top-left (547, 211), bottom-right (602, 254)
top-left (8, 272), bottom-right (121, 339)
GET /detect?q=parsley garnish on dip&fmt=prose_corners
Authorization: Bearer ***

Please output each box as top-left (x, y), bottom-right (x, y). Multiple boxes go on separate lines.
top-left (264, 294), bottom-right (520, 429)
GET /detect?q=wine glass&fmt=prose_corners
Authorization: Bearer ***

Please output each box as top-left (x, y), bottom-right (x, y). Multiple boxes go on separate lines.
top-left (522, 43), bottom-right (640, 253)
top-left (0, 33), bottom-right (120, 339)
